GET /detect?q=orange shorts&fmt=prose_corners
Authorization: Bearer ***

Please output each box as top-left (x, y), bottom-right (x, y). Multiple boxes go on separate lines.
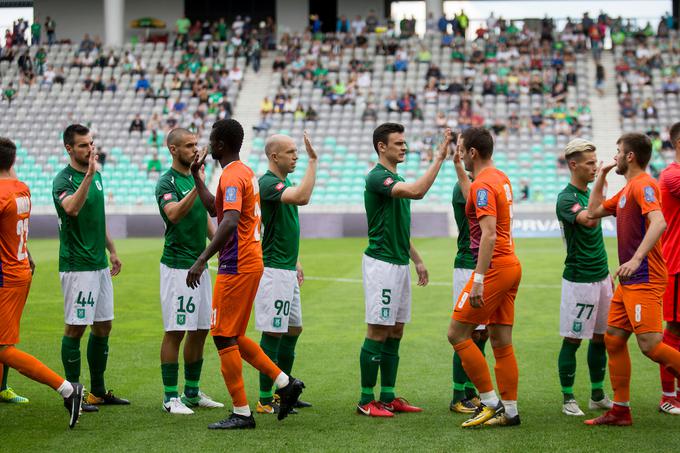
top-left (0, 284), bottom-right (30, 345)
top-left (453, 263), bottom-right (521, 326)
top-left (210, 271), bottom-right (263, 337)
top-left (608, 283), bottom-right (665, 334)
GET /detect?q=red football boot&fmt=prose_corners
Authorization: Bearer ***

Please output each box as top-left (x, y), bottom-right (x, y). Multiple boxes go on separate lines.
top-left (357, 400), bottom-right (394, 417)
top-left (584, 406), bottom-right (632, 426)
top-left (382, 397), bottom-right (423, 413)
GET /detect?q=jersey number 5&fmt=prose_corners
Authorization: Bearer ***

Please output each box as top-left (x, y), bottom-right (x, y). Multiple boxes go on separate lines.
top-left (16, 219), bottom-right (29, 261)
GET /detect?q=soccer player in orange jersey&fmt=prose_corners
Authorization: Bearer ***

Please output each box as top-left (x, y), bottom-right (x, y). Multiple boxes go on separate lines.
top-left (447, 127), bottom-right (522, 428)
top-left (187, 119), bottom-right (304, 430)
top-left (585, 132), bottom-right (680, 426)
top-left (0, 137), bottom-right (83, 428)
top-left (658, 121), bottom-right (680, 414)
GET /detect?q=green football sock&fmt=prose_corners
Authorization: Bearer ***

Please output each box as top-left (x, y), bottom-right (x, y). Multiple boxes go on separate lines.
top-left (61, 336), bottom-right (81, 383)
top-left (359, 338), bottom-right (383, 405)
top-left (558, 338), bottom-right (580, 401)
top-left (588, 340), bottom-right (607, 401)
top-left (464, 382), bottom-right (478, 400)
top-left (161, 362), bottom-right (179, 402)
top-left (1, 364), bottom-right (8, 391)
top-left (184, 359), bottom-right (203, 399)
top-left (278, 334), bottom-right (299, 376)
top-left (452, 352), bottom-right (468, 403)
top-left (259, 333), bottom-right (281, 404)
top-left (379, 337), bottom-right (400, 404)
top-left (87, 334), bottom-right (109, 397)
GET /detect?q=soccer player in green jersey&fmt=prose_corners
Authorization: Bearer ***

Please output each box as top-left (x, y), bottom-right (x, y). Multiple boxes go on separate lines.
top-left (450, 139), bottom-right (489, 413)
top-left (53, 124), bottom-right (129, 410)
top-left (357, 123), bottom-right (452, 417)
top-left (556, 139), bottom-right (613, 416)
top-left (155, 128), bottom-right (223, 414)
top-left (254, 132), bottom-right (317, 414)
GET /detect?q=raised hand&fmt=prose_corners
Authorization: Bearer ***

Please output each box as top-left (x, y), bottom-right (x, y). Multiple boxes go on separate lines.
top-left (86, 149), bottom-right (98, 177)
top-left (191, 146), bottom-right (208, 177)
top-left (303, 131), bottom-right (318, 160)
top-left (597, 160), bottom-right (616, 177)
top-left (436, 128), bottom-right (453, 161)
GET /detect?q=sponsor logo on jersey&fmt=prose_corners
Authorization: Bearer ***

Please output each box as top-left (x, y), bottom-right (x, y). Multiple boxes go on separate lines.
top-left (225, 186), bottom-right (237, 202)
top-left (59, 191), bottom-right (69, 200)
top-left (181, 189), bottom-right (190, 195)
top-left (163, 193), bottom-right (172, 201)
top-left (476, 189), bottom-right (489, 207)
top-left (276, 182), bottom-right (285, 191)
top-left (383, 177), bottom-right (394, 186)
top-left (643, 186), bottom-right (655, 202)
top-left (619, 195), bottom-right (626, 208)
top-left (570, 203), bottom-right (581, 213)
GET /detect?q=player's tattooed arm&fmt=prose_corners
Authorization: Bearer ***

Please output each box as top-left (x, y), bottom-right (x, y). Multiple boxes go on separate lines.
top-left (105, 230), bottom-right (122, 276)
top-left (392, 128), bottom-right (453, 200)
top-left (282, 131), bottom-right (318, 206)
top-left (190, 147), bottom-right (217, 217)
top-left (409, 242), bottom-right (429, 286)
top-left (186, 210), bottom-right (239, 288)
top-left (452, 132), bottom-right (471, 200)
top-left (616, 209), bottom-right (666, 280)
top-left (587, 160), bottom-right (616, 219)
top-left (61, 149), bottom-right (97, 216)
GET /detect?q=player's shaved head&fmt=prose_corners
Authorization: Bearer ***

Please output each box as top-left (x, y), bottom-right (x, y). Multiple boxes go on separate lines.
top-left (167, 127), bottom-right (193, 147)
top-left (264, 134), bottom-right (295, 158)
top-left (0, 136), bottom-right (16, 171)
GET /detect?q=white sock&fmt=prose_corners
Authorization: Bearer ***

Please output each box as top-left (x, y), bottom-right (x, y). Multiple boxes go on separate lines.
top-left (479, 391), bottom-right (499, 408)
top-left (502, 400), bottom-right (518, 417)
top-left (57, 380), bottom-right (73, 398)
top-left (274, 372), bottom-right (289, 389)
top-left (233, 405), bottom-right (251, 416)
top-left (663, 391), bottom-right (676, 398)
top-left (614, 401), bottom-right (630, 407)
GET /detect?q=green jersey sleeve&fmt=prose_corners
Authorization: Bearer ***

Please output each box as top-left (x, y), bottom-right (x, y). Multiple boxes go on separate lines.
top-left (366, 169), bottom-right (398, 197)
top-left (155, 175), bottom-right (178, 209)
top-left (556, 193), bottom-right (582, 225)
top-left (52, 172), bottom-right (75, 207)
top-left (259, 173), bottom-right (287, 202)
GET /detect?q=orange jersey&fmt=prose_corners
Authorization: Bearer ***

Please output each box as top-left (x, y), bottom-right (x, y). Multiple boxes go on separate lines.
top-left (603, 172), bottom-right (667, 287)
top-left (215, 160), bottom-right (263, 274)
top-left (0, 179), bottom-right (31, 287)
top-left (466, 167), bottom-right (519, 268)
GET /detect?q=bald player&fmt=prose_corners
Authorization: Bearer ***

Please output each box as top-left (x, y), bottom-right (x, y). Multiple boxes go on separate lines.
top-left (155, 128), bottom-right (223, 414)
top-left (254, 132), bottom-right (317, 414)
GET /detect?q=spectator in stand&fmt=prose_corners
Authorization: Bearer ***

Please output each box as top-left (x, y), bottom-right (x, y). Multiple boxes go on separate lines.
top-left (92, 75), bottom-right (105, 92)
top-left (530, 108), bottom-right (544, 133)
top-left (435, 111), bottom-right (447, 129)
top-left (336, 15), bottom-right (350, 33)
top-left (3, 82), bottom-right (16, 104)
top-left (306, 105), bottom-right (318, 121)
top-left (135, 73), bottom-right (150, 94)
top-left (642, 98), bottom-right (658, 119)
top-left (31, 18), bottom-right (41, 45)
top-left (620, 94), bottom-right (637, 118)
top-left (365, 10), bottom-right (379, 32)
top-left (551, 81), bottom-right (567, 103)
top-left (425, 63), bottom-right (441, 80)
top-left (663, 77), bottom-right (679, 95)
top-left (147, 152), bottom-right (162, 177)
top-left (438, 13), bottom-right (449, 33)
top-left (129, 114), bottom-right (145, 133)
top-left (482, 78), bottom-right (496, 96)
top-left (260, 97), bottom-right (273, 116)
top-left (252, 114), bottom-right (272, 132)
top-left (294, 104), bottom-right (306, 121)
top-left (394, 48), bottom-right (408, 72)
top-left (595, 63), bottom-right (605, 96)
top-left (228, 65), bottom-right (243, 84)
top-left (106, 76), bottom-right (117, 93)
top-left (44, 16), bottom-right (55, 45)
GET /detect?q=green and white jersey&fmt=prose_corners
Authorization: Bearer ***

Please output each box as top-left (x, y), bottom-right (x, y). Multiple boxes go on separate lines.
top-left (556, 183), bottom-right (609, 283)
top-left (155, 168), bottom-right (208, 269)
top-left (259, 171), bottom-right (299, 271)
top-left (52, 165), bottom-right (108, 272)
top-left (452, 182), bottom-right (476, 270)
top-left (364, 163), bottom-right (410, 265)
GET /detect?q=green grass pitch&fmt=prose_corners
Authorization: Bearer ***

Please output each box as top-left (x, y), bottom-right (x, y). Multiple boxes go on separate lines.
top-left (1, 237), bottom-right (677, 452)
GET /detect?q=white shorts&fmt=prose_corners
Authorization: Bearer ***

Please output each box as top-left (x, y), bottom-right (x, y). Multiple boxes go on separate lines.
top-left (560, 276), bottom-right (612, 339)
top-left (453, 268), bottom-right (486, 331)
top-left (363, 254), bottom-right (411, 326)
top-left (160, 264), bottom-right (212, 332)
top-left (61, 269), bottom-right (114, 325)
top-left (255, 267), bottom-right (302, 333)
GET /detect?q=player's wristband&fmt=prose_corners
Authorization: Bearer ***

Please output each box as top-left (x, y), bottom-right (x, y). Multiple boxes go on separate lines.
top-left (473, 273), bottom-right (485, 284)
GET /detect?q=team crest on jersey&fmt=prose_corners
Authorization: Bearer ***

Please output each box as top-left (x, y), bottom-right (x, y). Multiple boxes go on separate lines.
top-left (643, 186), bottom-right (655, 202)
top-left (95, 180), bottom-right (102, 191)
top-left (383, 177), bottom-right (394, 186)
top-left (619, 195), bottom-right (627, 208)
top-left (276, 182), bottom-right (285, 191)
top-left (225, 186), bottom-right (237, 202)
top-left (163, 193), bottom-right (172, 201)
top-left (476, 189), bottom-right (489, 207)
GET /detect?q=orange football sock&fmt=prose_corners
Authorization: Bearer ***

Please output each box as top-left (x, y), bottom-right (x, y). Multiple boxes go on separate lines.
top-left (237, 336), bottom-right (282, 381)
top-left (218, 345), bottom-right (247, 407)
top-left (605, 333), bottom-right (631, 403)
top-left (648, 342), bottom-right (680, 379)
top-left (0, 346), bottom-right (64, 390)
top-left (493, 344), bottom-right (518, 401)
top-left (454, 339), bottom-right (493, 394)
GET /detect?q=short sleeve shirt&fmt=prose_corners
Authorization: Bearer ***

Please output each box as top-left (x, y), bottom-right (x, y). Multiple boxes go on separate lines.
top-left (214, 160), bottom-right (263, 274)
top-left (364, 163), bottom-right (410, 265)
top-left (155, 169), bottom-right (207, 269)
top-left (556, 184), bottom-right (609, 282)
top-left (52, 166), bottom-right (108, 272)
top-left (0, 179), bottom-right (31, 287)
top-left (259, 171), bottom-right (299, 271)
top-left (660, 162), bottom-right (680, 274)
top-left (602, 172), bottom-right (667, 286)
top-left (452, 182), bottom-right (475, 269)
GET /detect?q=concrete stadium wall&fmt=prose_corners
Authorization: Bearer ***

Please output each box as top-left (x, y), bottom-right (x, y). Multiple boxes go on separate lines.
top-left (34, 0), bottom-right (183, 43)
top-left (275, 0), bottom-right (308, 35)
top-left (337, 0), bottom-right (385, 20)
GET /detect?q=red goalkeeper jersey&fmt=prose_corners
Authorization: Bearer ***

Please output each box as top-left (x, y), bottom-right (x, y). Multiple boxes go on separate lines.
top-left (660, 162), bottom-right (680, 275)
